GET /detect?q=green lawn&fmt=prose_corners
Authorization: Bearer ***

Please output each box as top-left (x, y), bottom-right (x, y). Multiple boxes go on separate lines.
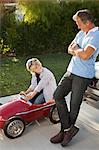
top-left (0, 53), bottom-right (71, 97)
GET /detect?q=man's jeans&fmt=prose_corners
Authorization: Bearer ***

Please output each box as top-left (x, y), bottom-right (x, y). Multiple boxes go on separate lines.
top-left (53, 72), bottom-right (91, 130)
top-left (29, 92), bottom-right (45, 104)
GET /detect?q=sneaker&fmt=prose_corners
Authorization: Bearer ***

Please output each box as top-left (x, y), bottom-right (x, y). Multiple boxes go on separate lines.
top-left (61, 126), bottom-right (79, 147)
top-left (50, 131), bottom-right (64, 144)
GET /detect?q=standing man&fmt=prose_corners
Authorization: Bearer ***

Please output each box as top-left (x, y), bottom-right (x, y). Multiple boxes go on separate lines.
top-left (50, 9), bottom-right (99, 147)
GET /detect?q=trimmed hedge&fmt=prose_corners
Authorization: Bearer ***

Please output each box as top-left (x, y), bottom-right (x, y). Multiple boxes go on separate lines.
top-left (1, 0), bottom-right (99, 55)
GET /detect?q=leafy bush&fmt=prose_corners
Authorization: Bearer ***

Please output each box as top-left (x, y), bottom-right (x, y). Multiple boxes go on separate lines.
top-left (1, 0), bottom-right (99, 55)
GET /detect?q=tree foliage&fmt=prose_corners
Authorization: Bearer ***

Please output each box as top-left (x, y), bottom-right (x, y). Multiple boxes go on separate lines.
top-left (1, 0), bottom-right (99, 55)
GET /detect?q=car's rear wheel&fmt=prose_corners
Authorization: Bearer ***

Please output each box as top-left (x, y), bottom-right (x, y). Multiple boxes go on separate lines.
top-left (49, 105), bottom-right (60, 124)
top-left (4, 118), bottom-right (25, 139)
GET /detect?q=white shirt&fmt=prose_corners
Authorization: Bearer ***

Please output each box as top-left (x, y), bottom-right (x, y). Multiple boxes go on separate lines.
top-left (30, 67), bottom-right (57, 102)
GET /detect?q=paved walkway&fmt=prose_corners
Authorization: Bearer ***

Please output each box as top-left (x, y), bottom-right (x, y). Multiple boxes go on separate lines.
top-left (0, 94), bottom-right (99, 150)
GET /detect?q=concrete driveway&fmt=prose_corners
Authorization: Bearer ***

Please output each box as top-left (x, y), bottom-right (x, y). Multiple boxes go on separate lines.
top-left (0, 94), bottom-right (99, 150)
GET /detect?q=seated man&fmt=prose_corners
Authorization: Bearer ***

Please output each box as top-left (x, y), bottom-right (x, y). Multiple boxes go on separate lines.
top-left (20, 58), bottom-right (57, 104)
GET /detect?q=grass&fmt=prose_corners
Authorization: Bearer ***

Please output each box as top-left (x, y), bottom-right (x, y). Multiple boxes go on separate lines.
top-left (0, 53), bottom-right (71, 97)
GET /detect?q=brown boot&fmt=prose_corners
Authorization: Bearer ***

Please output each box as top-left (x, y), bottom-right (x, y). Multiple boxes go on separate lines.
top-left (50, 131), bottom-right (64, 144)
top-left (61, 126), bottom-right (79, 147)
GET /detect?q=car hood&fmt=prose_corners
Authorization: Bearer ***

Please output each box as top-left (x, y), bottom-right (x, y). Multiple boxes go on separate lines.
top-left (0, 99), bottom-right (29, 120)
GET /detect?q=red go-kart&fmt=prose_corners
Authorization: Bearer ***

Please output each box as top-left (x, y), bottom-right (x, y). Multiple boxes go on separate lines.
top-left (0, 95), bottom-right (59, 139)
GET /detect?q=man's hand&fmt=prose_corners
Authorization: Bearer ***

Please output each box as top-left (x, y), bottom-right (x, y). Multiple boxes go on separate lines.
top-left (25, 94), bottom-right (33, 101)
top-left (25, 91), bottom-right (37, 101)
top-left (68, 50), bottom-right (76, 56)
top-left (68, 42), bottom-right (80, 56)
top-left (20, 91), bottom-right (26, 96)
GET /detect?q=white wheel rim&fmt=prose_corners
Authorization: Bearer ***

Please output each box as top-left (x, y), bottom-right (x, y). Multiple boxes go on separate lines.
top-left (7, 120), bottom-right (24, 137)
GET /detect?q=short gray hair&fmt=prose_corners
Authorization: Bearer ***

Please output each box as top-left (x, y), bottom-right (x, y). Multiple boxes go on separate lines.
top-left (26, 58), bottom-right (42, 71)
top-left (73, 9), bottom-right (94, 24)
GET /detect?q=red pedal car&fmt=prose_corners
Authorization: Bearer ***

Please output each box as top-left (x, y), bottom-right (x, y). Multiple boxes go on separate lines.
top-left (0, 96), bottom-right (59, 139)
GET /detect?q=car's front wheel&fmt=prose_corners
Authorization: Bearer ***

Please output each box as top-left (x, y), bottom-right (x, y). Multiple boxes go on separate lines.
top-left (4, 117), bottom-right (25, 139)
top-left (49, 105), bottom-right (60, 124)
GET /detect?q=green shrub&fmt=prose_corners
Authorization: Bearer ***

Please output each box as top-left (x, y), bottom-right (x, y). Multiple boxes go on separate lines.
top-left (1, 0), bottom-right (99, 55)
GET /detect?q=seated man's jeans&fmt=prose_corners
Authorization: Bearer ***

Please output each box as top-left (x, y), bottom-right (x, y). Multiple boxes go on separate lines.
top-left (53, 72), bottom-right (92, 131)
top-left (29, 91), bottom-right (45, 104)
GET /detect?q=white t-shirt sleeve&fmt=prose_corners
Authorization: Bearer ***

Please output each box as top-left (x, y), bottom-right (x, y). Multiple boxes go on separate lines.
top-left (85, 33), bottom-right (99, 50)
